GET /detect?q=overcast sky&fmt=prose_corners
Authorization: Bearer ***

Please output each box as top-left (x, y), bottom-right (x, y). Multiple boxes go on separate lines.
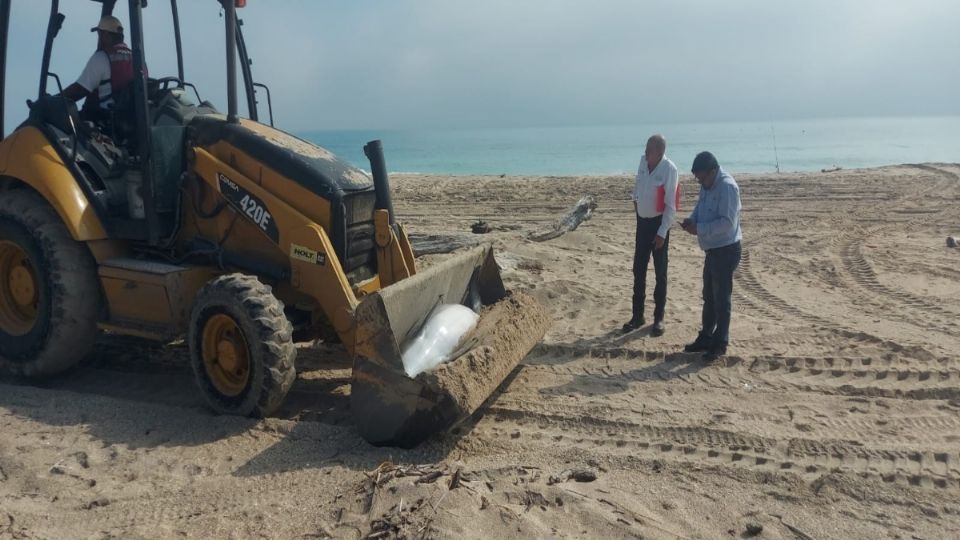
top-left (3, 0), bottom-right (959, 134)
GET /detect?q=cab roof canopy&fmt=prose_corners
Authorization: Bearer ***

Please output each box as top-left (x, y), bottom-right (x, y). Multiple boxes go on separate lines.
top-left (1, 0), bottom-right (252, 140)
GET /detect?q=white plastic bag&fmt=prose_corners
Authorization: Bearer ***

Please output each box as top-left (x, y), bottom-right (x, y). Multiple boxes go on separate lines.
top-left (401, 304), bottom-right (479, 378)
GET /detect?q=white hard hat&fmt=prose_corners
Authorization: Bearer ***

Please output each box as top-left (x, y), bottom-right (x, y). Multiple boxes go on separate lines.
top-left (91, 16), bottom-right (123, 34)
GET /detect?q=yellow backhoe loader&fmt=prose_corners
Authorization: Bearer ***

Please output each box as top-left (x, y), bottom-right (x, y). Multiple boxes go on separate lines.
top-left (0, 0), bottom-right (548, 447)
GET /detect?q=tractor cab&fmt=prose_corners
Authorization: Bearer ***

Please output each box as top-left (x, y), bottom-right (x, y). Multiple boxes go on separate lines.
top-left (0, 0), bottom-right (271, 244)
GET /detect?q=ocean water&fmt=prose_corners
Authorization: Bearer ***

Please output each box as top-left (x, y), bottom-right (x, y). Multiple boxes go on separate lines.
top-left (299, 116), bottom-right (960, 176)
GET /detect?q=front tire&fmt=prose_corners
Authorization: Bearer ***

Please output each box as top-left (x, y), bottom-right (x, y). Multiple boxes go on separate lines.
top-left (0, 190), bottom-right (102, 376)
top-left (189, 274), bottom-right (296, 417)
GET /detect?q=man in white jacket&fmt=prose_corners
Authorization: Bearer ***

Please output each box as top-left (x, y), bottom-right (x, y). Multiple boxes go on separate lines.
top-left (622, 134), bottom-right (679, 336)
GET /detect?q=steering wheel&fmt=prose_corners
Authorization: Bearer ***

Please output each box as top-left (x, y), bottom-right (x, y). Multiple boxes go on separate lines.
top-left (152, 76), bottom-right (184, 91)
top-left (146, 76), bottom-right (186, 102)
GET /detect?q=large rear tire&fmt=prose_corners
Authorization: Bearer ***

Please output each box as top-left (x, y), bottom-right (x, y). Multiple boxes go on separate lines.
top-left (0, 190), bottom-right (103, 376)
top-left (189, 274), bottom-right (296, 417)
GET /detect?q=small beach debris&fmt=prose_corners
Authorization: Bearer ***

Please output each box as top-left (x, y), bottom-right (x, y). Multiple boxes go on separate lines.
top-left (821, 166), bottom-right (842, 173)
top-left (516, 259), bottom-right (543, 274)
top-left (358, 462), bottom-right (451, 492)
top-left (528, 195), bottom-right (597, 242)
top-left (948, 236), bottom-right (958, 248)
top-left (82, 498), bottom-right (110, 510)
top-left (547, 468), bottom-right (598, 485)
top-left (448, 468), bottom-right (463, 490)
top-left (471, 220), bottom-right (492, 234)
top-left (414, 470), bottom-right (444, 484)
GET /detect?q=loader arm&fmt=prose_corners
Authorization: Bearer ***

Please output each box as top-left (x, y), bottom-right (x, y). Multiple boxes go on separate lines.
top-left (374, 209), bottom-right (417, 288)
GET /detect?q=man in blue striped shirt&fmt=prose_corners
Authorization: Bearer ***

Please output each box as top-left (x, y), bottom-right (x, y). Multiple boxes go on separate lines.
top-left (680, 152), bottom-right (742, 361)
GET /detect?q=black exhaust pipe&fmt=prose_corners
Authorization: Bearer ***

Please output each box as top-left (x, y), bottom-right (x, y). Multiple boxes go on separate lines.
top-left (363, 140), bottom-right (395, 225)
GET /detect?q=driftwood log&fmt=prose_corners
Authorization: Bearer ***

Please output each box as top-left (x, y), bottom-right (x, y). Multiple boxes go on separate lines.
top-left (527, 195), bottom-right (597, 242)
top-left (409, 195), bottom-right (597, 253)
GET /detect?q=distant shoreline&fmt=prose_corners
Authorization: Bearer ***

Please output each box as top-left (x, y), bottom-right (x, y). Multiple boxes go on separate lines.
top-left (385, 162), bottom-right (958, 178)
top-left (303, 116), bottom-right (960, 177)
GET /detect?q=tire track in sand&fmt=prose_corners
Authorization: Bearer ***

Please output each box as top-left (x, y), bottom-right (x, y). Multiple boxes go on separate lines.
top-left (519, 352), bottom-right (960, 402)
top-left (838, 232), bottom-right (960, 336)
top-left (473, 405), bottom-right (960, 490)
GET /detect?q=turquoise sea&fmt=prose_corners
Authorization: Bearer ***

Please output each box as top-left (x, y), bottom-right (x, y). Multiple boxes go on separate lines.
top-left (299, 116), bottom-right (960, 176)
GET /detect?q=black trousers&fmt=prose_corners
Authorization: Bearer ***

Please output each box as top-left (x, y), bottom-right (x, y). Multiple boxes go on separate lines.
top-left (631, 215), bottom-right (669, 322)
top-left (701, 241), bottom-right (742, 347)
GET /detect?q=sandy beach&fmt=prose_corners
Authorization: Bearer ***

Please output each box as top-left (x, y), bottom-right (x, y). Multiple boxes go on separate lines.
top-left (1, 163), bottom-right (959, 539)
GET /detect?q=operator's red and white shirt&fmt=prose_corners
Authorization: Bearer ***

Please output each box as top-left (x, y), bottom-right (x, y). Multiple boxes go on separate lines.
top-left (75, 43), bottom-right (135, 109)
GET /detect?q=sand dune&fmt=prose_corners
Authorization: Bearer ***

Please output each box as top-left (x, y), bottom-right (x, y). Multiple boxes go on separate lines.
top-left (2, 164), bottom-right (959, 538)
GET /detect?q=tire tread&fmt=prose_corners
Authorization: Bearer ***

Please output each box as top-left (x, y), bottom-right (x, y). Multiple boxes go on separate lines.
top-left (0, 190), bottom-right (102, 376)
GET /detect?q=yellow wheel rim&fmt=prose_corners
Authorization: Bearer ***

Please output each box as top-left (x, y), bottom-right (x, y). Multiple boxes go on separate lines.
top-left (0, 241), bottom-right (39, 336)
top-left (201, 313), bottom-right (250, 397)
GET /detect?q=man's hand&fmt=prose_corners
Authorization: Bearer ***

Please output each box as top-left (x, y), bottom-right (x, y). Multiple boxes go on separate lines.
top-left (653, 235), bottom-right (665, 250)
top-left (680, 218), bottom-right (697, 235)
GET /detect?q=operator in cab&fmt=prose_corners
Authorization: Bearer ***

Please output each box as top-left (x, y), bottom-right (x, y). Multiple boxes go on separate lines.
top-left (61, 15), bottom-right (142, 123)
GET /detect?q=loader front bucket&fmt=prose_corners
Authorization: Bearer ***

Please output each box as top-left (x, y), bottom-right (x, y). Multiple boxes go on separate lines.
top-left (351, 245), bottom-right (549, 448)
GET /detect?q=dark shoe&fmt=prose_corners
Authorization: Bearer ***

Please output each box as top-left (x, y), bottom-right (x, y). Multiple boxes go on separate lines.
top-left (621, 316), bottom-right (645, 333)
top-left (702, 345), bottom-right (727, 362)
top-left (683, 333), bottom-right (712, 353)
top-left (651, 319), bottom-right (665, 337)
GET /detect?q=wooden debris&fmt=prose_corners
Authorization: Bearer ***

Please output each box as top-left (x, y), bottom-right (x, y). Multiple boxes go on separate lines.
top-left (528, 195), bottom-right (597, 242)
top-left (414, 471), bottom-right (444, 485)
top-left (359, 462), bottom-right (453, 492)
top-left (431, 490), bottom-right (449, 512)
top-left (356, 463), bottom-right (476, 538)
top-left (448, 468), bottom-right (462, 490)
top-left (471, 220), bottom-right (492, 234)
top-left (547, 468), bottom-right (598, 485)
top-left (770, 514), bottom-right (815, 540)
top-left (783, 521), bottom-right (815, 540)
top-left (366, 520), bottom-right (397, 539)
